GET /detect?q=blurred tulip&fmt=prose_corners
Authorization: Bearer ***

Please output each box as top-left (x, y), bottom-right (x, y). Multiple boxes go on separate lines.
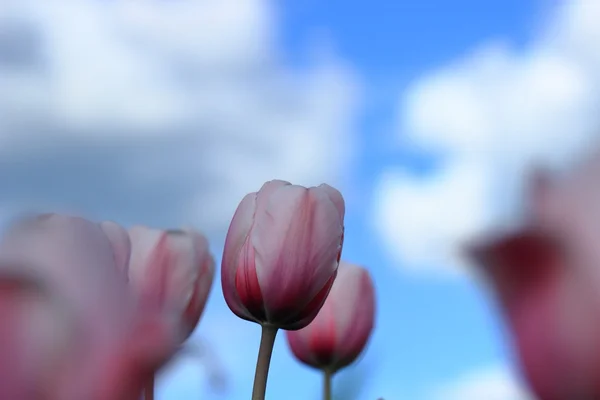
top-left (468, 154), bottom-right (600, 400)
top-left (285, 262), bottom-right (375, 374)
top-left (128, 226), bottom-right (215, 340)
top-left (221, 180), bottom-right (345, 329)
top-left (0, 214), bottom-right (180, 400)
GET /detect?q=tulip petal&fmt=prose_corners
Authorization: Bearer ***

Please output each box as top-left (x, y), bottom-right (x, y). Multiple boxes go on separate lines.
top-left (318, 183), bottom-right (345, 221)
top-left (251, 184), bottom-right (343, 320)
top-left (100, 221), bottom-right (132, 277)
top-left (234, 238), bottom-right (266, 321)
top-left (285, 272), bottom-right (337, 329)
top-left (333, 267), bottom-right (375, 367)
top-left (129, 227), bottom-right (198, 312)
top-left (221, 192), bottom-right (257, 320)
top-left (467, 230), bottom-right (562, 304)
top-left (182, 229), bottom-right (215, 335)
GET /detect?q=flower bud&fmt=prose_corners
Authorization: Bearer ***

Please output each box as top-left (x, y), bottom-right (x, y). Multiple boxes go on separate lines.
top-left (221, 180), bottom-right (345, 329)
top-left (128, 226), bottom-right (215, 339)
top-left (285, 262), bottom-right (375, 372)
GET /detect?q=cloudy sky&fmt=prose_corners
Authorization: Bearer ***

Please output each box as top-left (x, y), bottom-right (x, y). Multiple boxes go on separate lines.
top-left (1, 0), bottom-right (599, 398)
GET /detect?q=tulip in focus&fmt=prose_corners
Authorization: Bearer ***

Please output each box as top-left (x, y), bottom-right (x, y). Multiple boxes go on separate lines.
top-left (467, 152), bottom-right (600, 400)
top-left (286, 261), bottom-right (375, 400)
top-left (221, 180), bottom-right (345, 329)
top-left (221, 180), bottom-right (345, 400)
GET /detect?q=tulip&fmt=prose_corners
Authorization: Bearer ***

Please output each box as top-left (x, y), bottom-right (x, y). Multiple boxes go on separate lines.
top-left (221, 180), bottom-right (345, 400)
top-left (128, 226), bottom-right (215, 400)
top-left (0, 213), bottom-right (180, 400)
top-left (128, 226), bottom-right (215, 338)
top-left (467, 158), bottom-right (600, 400)
top-left (286, 262), bottom-right (375, 400)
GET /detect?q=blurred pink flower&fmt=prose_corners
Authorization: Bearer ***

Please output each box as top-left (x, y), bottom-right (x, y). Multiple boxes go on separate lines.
top-left (128, 226), bottom-right (215, 339)
top-left (0, 214), bottom-right (179, 400)
top-left (221, 180), bottom-right (345, 329)
top-left (468, 153), bottom-right (600, 400)
top-left (285, 261), bottom-right (375, 373)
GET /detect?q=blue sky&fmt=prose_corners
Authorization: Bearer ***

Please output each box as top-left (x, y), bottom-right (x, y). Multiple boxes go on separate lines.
top-left (2, 0), bottom-right (600, 399)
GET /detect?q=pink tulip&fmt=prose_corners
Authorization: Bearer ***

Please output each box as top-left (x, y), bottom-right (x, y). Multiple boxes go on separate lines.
top-left (221, 180), bottom-right (345, 329)
top-left (0, 214), bottom-right (180, 400)
top-left (128, 226), bottom-right (215, 339)
top-left (285, 262), bottom-right (375, 373)
top-left (467, 155), bottom-right (600, 400)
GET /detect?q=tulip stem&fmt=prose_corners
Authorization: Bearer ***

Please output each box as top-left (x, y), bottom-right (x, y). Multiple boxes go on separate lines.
top-left (252, 325), bottom-right (278, 400)
top-left (143, 375), bottom-right (154, 400)
top-left (323, 369), bottom-right (332, 400)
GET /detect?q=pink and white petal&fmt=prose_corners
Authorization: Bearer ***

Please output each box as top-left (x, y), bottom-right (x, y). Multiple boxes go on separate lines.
top-left (128, 226), bottom-right (164, 297)
top-left (254, 180), bottom-right (292, 209)
top-left (100, 221), bottom-right (132, 277)
top-left (163, 231), bottom-right (201, 311)
top-left (329, 264), bottom-right (364, 343)
top-left (183, 256), bottom-right (215, 335)
top-left (250, 185), bottom-right (313, 312)
top-left (296, 188), bottom-right (344, 299)
top-left (221, 192), bottom-right (258, 316)
top-left (317, 184), bottom-right (345, 221)
top-left (335, 268), bottom-right (375, 365)
top-left (286, 329), bottom-right (314, 365)
top-left (20, 215), bottom-right (130, 340)
top-left (305, 297), bottom-right (337, 365)
top-left (284, 271), bottom-right (337, 329)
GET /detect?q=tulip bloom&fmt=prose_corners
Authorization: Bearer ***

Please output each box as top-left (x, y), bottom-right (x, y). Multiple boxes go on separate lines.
top-left (0, 214), bottom-right (180, 400)
top-left (221, 180), bottom-right (345, 329)
top-left (128, 226), bottom-right (215, 340)
top-left (286, 262), bottom-right (375, 373)
top-left (468, 159), bottom-right (600, 400)
top-left (221, 180), bottom-right (345, 400)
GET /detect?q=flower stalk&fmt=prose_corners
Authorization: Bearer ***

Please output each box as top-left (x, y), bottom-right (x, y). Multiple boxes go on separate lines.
top-left (323, 369), bottom-right (332, 400)
top-left (252, 325), bottom-right (278, 400)
top-left (143, 375), bottom-right (154, 400)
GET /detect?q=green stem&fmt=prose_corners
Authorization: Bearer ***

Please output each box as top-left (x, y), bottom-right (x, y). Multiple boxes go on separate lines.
top-left (323, 369), bottom-right (332, 400)
top-left (143, 374), bottom-right (154, 400)
top-left (251, 325), bottom-right (278, 400)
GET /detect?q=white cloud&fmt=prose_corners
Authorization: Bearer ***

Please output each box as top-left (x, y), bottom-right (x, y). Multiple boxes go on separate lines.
top-left (0, 0), bottom-right (359, 238)
top-left (375, 0), bottom-right (600, 273)
top-left (374, 160), bottom-right (492, 276)
top-left (429, 365), bottom-right (533, 400)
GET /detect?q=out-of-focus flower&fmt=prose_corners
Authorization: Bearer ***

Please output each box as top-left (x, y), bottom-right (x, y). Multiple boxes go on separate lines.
top-left (221, 180), bottom-right (345, 329)
top-left (0, 214), bottom-right (180, 400)
top-left (285, 262), bottom-right (375, 373)
top-left (128, 226), bottom-right (215, 339)
top-left (467, 152), bottom-right (600, 400)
